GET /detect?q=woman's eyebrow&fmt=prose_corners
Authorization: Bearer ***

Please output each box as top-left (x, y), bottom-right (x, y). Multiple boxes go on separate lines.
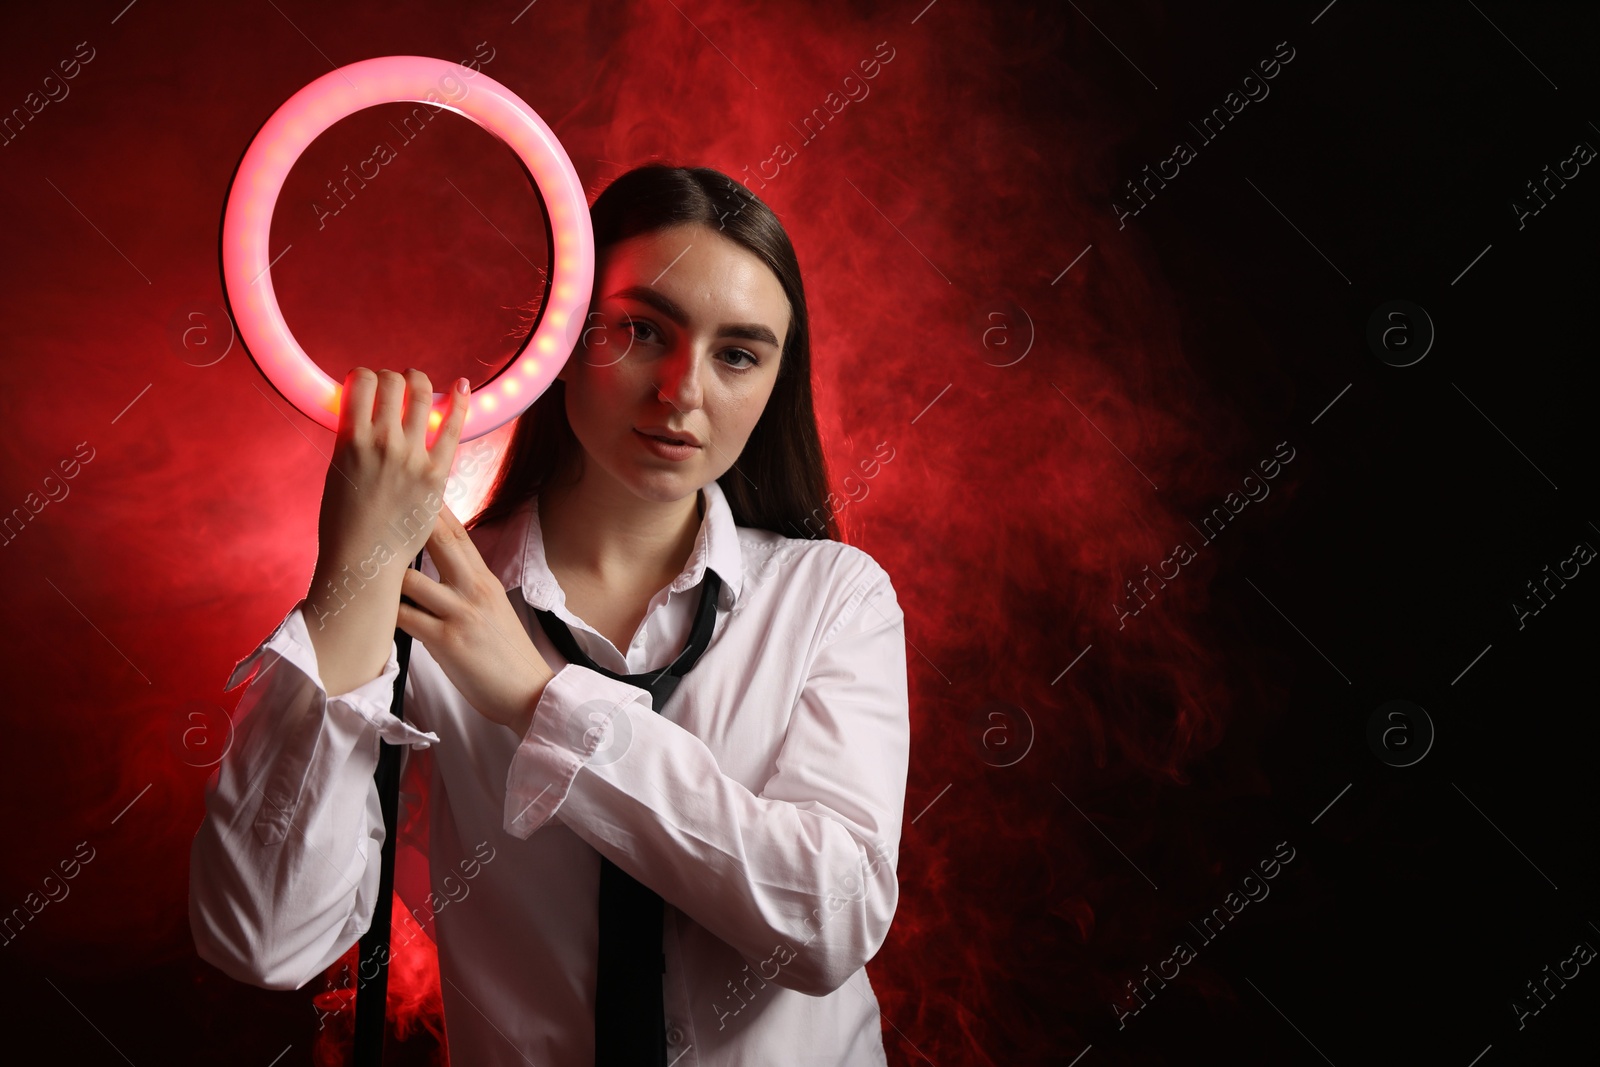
top-left (605, 285), bottom-right (781, 347)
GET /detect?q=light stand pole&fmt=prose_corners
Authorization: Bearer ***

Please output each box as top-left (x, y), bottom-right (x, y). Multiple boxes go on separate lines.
top-left (353, 548), bottom-right (424, 1066)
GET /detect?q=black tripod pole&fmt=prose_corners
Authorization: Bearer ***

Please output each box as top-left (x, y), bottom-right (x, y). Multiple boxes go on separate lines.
top-left (353, 547), bottom-right (424, 1066)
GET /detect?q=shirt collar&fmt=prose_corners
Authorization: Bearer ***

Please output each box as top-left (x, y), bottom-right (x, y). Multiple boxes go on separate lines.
top-left (482, 478), bottom-right (744, 612)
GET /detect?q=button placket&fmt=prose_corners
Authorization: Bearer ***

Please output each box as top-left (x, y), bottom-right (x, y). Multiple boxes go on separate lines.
top-left (661, 906), bottom-right (694, 1059)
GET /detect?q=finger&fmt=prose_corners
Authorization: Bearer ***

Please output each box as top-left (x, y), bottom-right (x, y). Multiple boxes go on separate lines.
top-left (372, 369), bottom-right (408, 437)
top-left (338, 367), bottom-right (378, 446)
top-left (424, 501), bottom-right (485, 591)
top-left (400, 566), bottom-right (456, 618)
top-left (435, 498), bottom-right (466, 534)
top-left (401, 369), bottom-right (434, 446)
top-left (396, 599), bottom-right (441, 644)
top-left (427, 375), bottom-right (471, 457)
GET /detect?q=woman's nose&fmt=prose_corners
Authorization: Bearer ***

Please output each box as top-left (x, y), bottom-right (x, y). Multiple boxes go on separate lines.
top-left (657, 347), bottom-right (705, 411)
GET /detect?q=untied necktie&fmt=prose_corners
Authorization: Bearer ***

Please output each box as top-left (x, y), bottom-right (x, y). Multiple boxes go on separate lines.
top-left (531, 566), bottom-right (724, 1067)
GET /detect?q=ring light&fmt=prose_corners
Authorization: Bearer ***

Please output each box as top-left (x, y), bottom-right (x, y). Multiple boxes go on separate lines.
top-left (221, 55), bottom-right (592, 442)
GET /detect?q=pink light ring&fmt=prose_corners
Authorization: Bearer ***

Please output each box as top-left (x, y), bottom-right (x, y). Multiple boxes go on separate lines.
top-left (221, 55), bottom-right (593, 443)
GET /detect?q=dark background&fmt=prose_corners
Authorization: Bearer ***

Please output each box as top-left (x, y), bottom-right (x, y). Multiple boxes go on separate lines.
top-left (0, 1), bottom-right (1594, 1064)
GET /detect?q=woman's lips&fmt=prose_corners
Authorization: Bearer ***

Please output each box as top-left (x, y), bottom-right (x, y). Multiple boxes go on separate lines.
top-left (634, 428), bottom-right (700, 460)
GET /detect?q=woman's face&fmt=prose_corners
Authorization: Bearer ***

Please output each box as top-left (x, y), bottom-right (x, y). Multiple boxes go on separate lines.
top-left (557, 221), bottom-right (792, 502)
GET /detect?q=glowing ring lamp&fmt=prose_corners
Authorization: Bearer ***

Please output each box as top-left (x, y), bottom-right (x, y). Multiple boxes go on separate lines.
top-left (221, 55), bottom-right (593, 442)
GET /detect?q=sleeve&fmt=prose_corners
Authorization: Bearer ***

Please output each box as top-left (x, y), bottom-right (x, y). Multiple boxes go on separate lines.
top-left (502, 562), bottom-right (910, 997)
top-left (187, 598), bottom-right (440, 991)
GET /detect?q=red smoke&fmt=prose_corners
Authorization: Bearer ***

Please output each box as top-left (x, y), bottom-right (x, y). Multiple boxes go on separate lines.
top-left (312, 905), bottom-right (447, 1066)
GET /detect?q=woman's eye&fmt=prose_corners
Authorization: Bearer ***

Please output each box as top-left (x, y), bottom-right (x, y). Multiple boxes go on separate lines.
top-left (721, 348), bottom-right (759, 370)
top-left (620, 318), bottom-right (659, 344)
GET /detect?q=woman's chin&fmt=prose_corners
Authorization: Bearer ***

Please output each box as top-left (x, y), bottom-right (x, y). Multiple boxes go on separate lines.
top-left (619, 463), bottom-right (701, 502)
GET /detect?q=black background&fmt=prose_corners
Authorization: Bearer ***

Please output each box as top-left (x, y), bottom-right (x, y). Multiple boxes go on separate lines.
top-left (1077, 1), bottom-right (1597, 1064)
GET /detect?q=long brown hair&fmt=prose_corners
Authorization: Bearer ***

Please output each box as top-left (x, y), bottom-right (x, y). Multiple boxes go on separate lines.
top-left (465, 162), bottom-right (836, 542)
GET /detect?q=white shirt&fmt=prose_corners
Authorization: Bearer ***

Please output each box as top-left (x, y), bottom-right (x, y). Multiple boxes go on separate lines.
top-left (188, 477), bottom-right (910, 1066)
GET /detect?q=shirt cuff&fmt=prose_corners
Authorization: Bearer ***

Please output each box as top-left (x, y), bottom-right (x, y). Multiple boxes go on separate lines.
top-left (225, 598), bottom-right (440, 750)
top-left (503, 663), bottom-right (652, 839)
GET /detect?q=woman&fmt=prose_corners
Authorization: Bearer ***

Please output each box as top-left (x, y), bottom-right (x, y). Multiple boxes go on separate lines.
top-left (189, 163), bottom-right (911, 1066)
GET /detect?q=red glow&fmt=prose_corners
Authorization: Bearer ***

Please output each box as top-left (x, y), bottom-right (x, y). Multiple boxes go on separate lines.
top-left (312, 901), bottom-right (446, 1065)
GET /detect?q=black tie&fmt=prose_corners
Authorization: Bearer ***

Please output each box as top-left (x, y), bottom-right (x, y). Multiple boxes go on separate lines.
top-left (532, 567), bottom-right (723, 1067)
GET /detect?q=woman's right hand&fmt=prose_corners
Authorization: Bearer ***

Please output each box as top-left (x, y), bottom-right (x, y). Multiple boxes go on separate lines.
top-left (303, 369), bottom-right (470, 694)
top-left (314, 368), bottom-right (471, 573)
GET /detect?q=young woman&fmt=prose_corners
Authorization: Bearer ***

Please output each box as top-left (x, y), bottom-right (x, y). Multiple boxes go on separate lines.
top-left (189, 164), bottom-right (911, 1066)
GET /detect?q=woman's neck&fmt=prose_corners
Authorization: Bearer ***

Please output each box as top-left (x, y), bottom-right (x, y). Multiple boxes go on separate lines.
top-left (538, 471), bottom-right (704, 592)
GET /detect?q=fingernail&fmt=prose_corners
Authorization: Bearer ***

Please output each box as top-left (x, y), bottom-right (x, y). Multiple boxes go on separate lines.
top-left (455, 377), bottom-right (469, 395)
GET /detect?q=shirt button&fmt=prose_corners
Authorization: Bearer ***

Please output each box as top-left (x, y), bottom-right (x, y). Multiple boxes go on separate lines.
top-left (666, 1025), bottom-right (684, 1045)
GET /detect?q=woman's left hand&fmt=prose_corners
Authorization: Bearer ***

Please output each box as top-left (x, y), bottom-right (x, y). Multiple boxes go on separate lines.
top-left (397, 501), bottom-right (553, 738)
